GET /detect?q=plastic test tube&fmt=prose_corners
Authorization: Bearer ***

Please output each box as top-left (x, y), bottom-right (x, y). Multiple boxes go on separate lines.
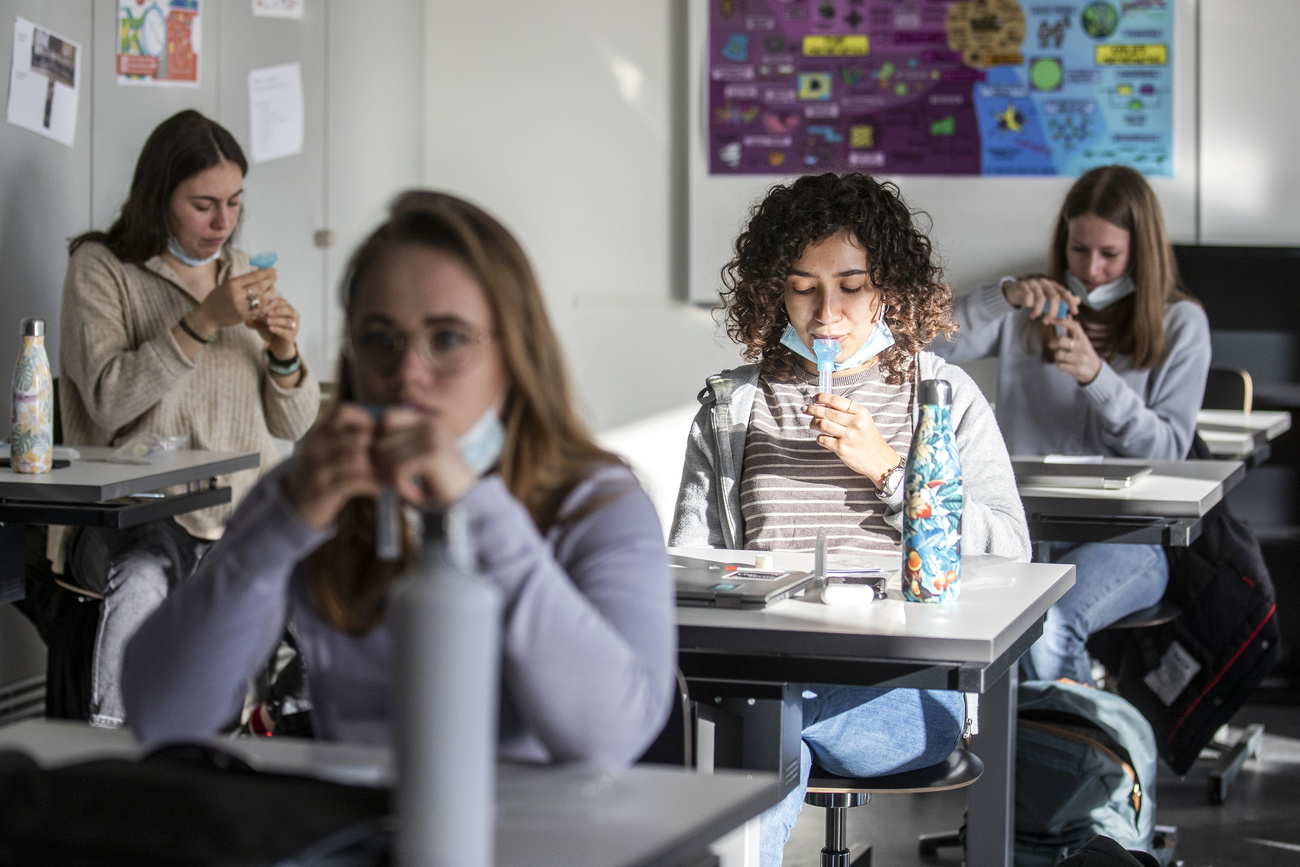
top-left (1045, 299), bottom-right (1069, 337)
top-left (362, 404), bottom-right (402, 562)
top-left (812, 338), bottom-right (840, 396)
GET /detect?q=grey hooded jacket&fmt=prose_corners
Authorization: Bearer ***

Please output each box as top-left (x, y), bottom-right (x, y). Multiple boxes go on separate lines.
top-left (669, 352), bottom-right (1031, 561)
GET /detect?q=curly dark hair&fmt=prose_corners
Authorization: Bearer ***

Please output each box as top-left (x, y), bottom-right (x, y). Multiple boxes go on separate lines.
top-left (720, 173), bottom-right (954, 385)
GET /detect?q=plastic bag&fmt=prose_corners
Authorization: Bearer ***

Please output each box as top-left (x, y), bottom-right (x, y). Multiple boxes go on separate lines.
top-left (105, 434), bottom-right (187, 465)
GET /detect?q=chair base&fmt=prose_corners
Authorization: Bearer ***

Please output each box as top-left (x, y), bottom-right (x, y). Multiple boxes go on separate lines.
top-left (1207, 723), bottom-right (1264, 805)
top-left (918, 828), bottom-right (963, 858)
top-left (820, 842), bottom-right (870, 867)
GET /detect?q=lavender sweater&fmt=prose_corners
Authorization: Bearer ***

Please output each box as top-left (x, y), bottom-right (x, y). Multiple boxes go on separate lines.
top-left (932, 282), bottom-right (1211, 460)
top-left (123, 463), bottom-right (676, 766)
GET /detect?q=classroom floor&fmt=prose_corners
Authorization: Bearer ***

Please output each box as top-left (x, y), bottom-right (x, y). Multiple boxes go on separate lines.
top-left (779, 699), bottom-right (1300, 867)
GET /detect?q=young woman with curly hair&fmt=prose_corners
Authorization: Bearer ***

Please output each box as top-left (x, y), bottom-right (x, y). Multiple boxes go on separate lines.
top-left (671, 173), bottom-right (1029, 866)
top-left (932, 165), bottom-right (1210, 685)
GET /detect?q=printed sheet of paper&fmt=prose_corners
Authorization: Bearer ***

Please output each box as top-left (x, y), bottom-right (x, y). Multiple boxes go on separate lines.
top-left (248, 62), bottom-right (304, 163)
top-left (117, 0), bottom-right (201, 87)
top-left (6, 16), bottom-right (81, 147)
top-left (252, 0), bottom-right (304, 19)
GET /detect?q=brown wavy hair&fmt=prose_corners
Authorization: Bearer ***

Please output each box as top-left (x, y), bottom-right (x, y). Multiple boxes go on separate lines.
top-left (719, 173), bottom-right (954, 385)
top-left (306, 190), bottom-right (625, 635)
top-left (70, 110), bottom-right (247, 262)
top-left (1035, 164), bottom-right (1193, 369)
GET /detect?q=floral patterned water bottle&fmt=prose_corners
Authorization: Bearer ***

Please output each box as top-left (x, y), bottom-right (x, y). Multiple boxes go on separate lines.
top-left (11, 319), bottom-right (53, 474)
top-left (903, 379), bottom-right (962, 602)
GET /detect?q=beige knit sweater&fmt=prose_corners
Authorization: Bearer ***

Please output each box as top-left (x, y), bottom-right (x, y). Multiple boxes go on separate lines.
top-left (58, 241), bottom-right (321, 541)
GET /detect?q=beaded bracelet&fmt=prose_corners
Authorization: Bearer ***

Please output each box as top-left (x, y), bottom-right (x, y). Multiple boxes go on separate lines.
top-left (178, 315), bottom-right (215, 344)
top-left (267, 351), bottom-right (302, 376)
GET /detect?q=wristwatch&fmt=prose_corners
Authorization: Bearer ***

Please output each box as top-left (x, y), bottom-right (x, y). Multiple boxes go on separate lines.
top-left (879, 457), bottom-right (906, 498)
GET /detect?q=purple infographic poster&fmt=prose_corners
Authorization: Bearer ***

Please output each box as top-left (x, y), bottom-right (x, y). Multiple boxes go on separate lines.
top-left (707, 0), bottom-right (1173, 177)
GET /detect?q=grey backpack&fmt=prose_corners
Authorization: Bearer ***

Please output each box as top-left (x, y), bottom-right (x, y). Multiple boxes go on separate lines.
top-left (1015, 680), bottom-right (1158, 867)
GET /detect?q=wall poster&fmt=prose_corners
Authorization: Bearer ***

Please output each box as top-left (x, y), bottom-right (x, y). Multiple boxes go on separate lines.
top-left (117, 0), bottom-right (201, 87)
top-left (707, 0), bottom-right (1173, 177)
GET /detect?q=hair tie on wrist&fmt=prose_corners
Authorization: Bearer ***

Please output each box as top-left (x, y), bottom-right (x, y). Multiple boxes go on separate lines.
top-left (267, 351), bottom-right (301, 376)
top-left (178, 315), bottom-right (215, 344)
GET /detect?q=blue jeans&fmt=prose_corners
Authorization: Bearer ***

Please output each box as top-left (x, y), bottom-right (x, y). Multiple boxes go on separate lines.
top-left (70, 521), bottom-right (210, 728)
top-left (1022, 542), bottom-right (1168, 684)
top-left (758, 685), bottom-right (967, 867)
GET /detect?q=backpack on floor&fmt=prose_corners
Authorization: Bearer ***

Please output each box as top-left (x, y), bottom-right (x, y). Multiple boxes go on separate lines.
top-left (1015, 680), bottom-right (1158, 867)
top-left (1088, 434), bottom-right (1281, 775)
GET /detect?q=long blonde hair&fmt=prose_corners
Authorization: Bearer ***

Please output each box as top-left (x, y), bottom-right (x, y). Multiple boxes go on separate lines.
top-left (1036, 165), bottom-right (1193, 369)
top-left (306, 191), bottom-right (623, 634)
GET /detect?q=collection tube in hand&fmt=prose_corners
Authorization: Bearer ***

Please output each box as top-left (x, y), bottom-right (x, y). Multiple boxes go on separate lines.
top-left (361, 404), bottom-right (401, 562)
top-left (812, 338), bottom-right (840, 395)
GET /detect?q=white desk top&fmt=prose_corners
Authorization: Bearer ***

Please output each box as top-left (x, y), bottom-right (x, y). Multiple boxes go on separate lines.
top-left (1015, 457), bottom-right (1244, 519)
top-left (674, 548), bottom-right (1074, 667)
top-left (0, 448), bottom-right (259, 503)
top-left (0, 719), bottom-right (778, 867)
top-left (1196, 409), bottom-right (1292, 441)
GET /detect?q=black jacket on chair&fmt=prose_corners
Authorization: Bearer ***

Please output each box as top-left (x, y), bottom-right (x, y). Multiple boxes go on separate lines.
top-left (1088, 435), bottom-right (1280, 775)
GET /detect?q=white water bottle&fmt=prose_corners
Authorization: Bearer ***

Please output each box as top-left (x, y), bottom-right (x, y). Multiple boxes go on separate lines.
top-left (390, 506), bottom-right (502, 867)
top-left (11, 318), bottom-right (53, 474)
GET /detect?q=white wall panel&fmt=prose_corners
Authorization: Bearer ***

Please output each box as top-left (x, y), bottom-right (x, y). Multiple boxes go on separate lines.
top-left (1199, 0), bottom-right (1300, 245)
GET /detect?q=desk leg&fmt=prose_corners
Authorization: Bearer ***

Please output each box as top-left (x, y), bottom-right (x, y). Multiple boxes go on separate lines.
top-left (692, 682), bottom-right (803, 797)
top-left (967, 664), bottom-right (1018, 867)
top-left (0, 523), bottom-right (25, 604)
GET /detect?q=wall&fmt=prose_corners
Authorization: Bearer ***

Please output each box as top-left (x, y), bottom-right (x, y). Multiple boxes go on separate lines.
top-left (422, 0), bottom-right (744, 437)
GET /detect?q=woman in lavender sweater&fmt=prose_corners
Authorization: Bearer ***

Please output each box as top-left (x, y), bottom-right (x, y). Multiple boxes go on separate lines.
top-left (122, 192), bottom-right (675, 765)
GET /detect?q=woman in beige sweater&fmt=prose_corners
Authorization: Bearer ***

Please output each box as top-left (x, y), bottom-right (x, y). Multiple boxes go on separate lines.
top-left (57, 109), bottom-right (320, 727)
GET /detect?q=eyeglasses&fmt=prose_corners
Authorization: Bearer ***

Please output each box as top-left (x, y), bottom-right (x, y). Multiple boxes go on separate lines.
top-left (346, 322), bottom-right (494, 375)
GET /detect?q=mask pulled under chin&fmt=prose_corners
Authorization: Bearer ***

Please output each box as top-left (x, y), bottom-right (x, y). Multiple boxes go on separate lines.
top-left (779, 315), bottom-right (896, 372)
top-left (166, 236), bottom-right (222, 267)
top-left (1065, 271), bottom-right (1135, 311)
top-left (456, 408), bottom-right (505, 476)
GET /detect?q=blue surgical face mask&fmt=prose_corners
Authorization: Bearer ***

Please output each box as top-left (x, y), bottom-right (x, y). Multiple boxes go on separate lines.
top-left (359, 402), bottom-right (505, 477)
top-left (167, 236), bottom-right (223, 267)
top-left (779, 312), bottom-right (895, 372)
top-left (456, 408), bottom-right (505, 476)
top-left (1065, 271), bottom-right (1135, 311)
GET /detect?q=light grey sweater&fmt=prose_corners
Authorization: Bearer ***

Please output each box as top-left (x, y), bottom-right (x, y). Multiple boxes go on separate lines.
top-left (669, 352), bottom-right (1031, 561)
top-left (931, 281), bottom-right (1211, 460)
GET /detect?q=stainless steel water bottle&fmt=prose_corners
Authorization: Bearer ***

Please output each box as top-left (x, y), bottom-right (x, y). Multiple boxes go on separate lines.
top-left (391, 506), bottom-right (502, 867)
top-left (11, 318), bottom-right (53, 474)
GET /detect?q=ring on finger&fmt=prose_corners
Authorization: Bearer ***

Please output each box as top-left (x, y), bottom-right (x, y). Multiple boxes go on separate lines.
top-left (249, 295), bottom-right (261, 311)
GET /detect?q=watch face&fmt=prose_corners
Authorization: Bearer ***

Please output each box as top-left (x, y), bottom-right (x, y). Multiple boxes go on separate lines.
top-left (884, 466), bottom-right (905, 496)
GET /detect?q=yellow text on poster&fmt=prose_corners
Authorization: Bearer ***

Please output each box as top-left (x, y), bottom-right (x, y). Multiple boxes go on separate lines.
top-left (803, 35), bottom-right (869, 57)
top-left (1095, 44), bottom-right (1167, 66)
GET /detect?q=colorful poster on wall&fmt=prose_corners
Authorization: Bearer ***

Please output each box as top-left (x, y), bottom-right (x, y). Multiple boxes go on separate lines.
top-left (707, 0), bottom-right (1173, 177)
top-left (116, 0), bottom-right (200, 87)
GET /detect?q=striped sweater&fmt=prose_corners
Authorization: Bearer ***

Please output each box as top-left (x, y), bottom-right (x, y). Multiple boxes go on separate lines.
top-left (58, 241), bottom-right (320, 540)
top-left (741, 363), bottom-right (911, 553)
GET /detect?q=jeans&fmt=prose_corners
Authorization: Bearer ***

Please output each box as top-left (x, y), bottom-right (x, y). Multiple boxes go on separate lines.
top-left (1021, 541), bottom-right (1168, 685)
top-left (70, 521), bottom-right (210, 728)
top-left (759, 685), bottom-right (967, 867)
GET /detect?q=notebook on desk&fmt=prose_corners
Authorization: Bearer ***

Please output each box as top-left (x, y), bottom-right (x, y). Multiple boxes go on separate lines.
top-left (671, 555), bottom-right (816, 608)
top-left (1012, 460), bottom-right (1153, 490)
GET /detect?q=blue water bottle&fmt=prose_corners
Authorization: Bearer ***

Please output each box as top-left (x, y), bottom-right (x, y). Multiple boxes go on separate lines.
top-left (902, 379), bottom-right (963, 602)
